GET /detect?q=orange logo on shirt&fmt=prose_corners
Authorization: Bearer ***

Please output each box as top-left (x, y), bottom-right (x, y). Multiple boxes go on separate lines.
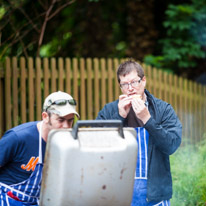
top-left (21, 157), bottom-right (39, 172)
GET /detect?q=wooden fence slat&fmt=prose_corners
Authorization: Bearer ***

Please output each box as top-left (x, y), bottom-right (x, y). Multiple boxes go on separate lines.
top-left (107, 58), bottom-right (113, 103)
top-left (86, 58), bottom-right (93, 120)
top-left (188, 80), bottom-right (192, 144)
top-left (183, 78), bottom-right (189, 143)
top-left (20, 57), bottom-right (26, 123)
top-left (58, 58), bottom-right (64, 91)
top-left (153, 68), bottom-right (158, 99)
top-left (173, 75), bottom-right (178, 112)
top-left (197, 84), bottom-right (202, 142)
top-left (73, 58), bottom-right (79, 106)
top-left (169, 73), bottom-right (173, 104)
top-left (114, 58), bottom-right (120, 100)
top-left (163, 72), bottom-right (168, 102)
top-left (200, 85), bottom-right (204, 140)
top-left (51, 58), bottom-right (57, 92)
top-left (80, 58), bottom-right (86, 120)
top-left (145, 65), bottom-right (152, 94)
top-left (65, 58), bottom-right (71, 94)
top-left (5, 57), bottom-right (11, 130)
top-left (94, 58), bottom-right (99, 118)
top-left (158, 70), bottom-right (163, 100)
top-left (36, 57), bottom-right (42, 120)
top-left (12, 57), bottom-right (19, 127)
top-left (178, 77), bottom-right (184, 144)
top-left (43, 58), bottom-right (49, 99)
top-left (101, 58), bottom-right (106, 109)
top-left (193, 83), bottom-right (198, 143)
top-left (28, 58), bottom-right (34, 122)
top-left (191, 82), bottom-right (195, 142)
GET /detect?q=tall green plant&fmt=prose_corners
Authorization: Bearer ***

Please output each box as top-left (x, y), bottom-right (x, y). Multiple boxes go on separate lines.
top-left (144, 0), bottom-right (206, 73)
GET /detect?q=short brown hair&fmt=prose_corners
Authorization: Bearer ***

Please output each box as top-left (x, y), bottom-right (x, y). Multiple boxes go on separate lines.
top-left (117, 60), bottom-right (144, 83)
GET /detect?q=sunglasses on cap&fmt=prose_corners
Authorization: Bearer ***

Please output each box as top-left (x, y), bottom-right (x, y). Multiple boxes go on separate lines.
top-left (45, 99), bottom-right (77, 111)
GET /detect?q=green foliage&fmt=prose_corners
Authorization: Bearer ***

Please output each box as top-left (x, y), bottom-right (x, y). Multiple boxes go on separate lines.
top-left (170, 139), bottom-right (206, 205)
top-left (0, 6), bottom-right (6, 20)
top-left (144, 0), bottom-right (206, 73)
top-left (40, 32), bottom-right (73, 57)
top-left (0, 0), bottom-right (129, 59)
top-left (144, 55), bottom-right (166, 69)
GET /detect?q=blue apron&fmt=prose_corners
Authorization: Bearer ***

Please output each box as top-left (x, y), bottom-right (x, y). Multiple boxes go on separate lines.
top-left (0, 122), bottom-right (44, 206)
top-left (132, 127), bottom-right (170, 206)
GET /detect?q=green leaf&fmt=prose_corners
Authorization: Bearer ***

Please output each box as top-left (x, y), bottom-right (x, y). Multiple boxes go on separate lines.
top-left (0, 6), bottom-right (6, 20)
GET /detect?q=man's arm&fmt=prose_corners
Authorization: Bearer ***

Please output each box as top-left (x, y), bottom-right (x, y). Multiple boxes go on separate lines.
top-left (145, 104), bottom-right (182, 155)
top-left (0, 131), bottom-right (19, 168)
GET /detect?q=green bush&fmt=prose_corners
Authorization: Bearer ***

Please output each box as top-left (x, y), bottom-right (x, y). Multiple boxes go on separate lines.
top-left (144, 0), bottom-right (206, 73)
top-left (170, 139), bottom-right (206, 206)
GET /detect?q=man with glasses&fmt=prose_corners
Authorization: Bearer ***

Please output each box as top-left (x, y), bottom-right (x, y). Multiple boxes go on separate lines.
top-left (0, 91), bottom-right (79, 205)
top-left (96, 60), bottom-right (182, 206)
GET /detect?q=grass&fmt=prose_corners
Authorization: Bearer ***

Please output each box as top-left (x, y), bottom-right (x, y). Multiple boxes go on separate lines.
top-left (170, 137), bottom-right (206, 206)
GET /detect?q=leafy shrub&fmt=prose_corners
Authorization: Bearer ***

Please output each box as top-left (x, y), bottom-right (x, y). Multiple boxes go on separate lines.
top-left (144, 0), bottom-right (206, 73)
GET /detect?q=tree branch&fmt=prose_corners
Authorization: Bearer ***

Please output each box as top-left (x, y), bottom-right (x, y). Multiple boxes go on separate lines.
top-left (36, 0), bottom-right (57, 56)
top-left (17, 6), bottom-right (40, 33)
top-left (48, 0), bottom-right (76, 21)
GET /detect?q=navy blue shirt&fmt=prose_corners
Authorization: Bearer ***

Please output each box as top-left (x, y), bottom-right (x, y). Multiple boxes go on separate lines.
top-left (0, 121), bottom-right (46, 185)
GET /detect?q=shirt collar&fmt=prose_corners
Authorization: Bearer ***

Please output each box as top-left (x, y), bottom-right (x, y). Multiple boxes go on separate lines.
top-left (144, 93), bottom-right (149, 108)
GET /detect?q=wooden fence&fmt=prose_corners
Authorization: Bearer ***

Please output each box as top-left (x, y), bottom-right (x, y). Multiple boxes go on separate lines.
top-left (0, 57), bottom-right (206, 144)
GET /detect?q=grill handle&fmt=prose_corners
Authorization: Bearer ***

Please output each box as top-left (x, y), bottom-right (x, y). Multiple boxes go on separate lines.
top-left (72, 120), bottom-right (125, 139)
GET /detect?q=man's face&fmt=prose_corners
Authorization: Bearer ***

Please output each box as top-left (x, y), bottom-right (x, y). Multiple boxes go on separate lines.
top-left (119, 70), bottom-right (146, 96)
top-left (48, 113), bottom-right (75, 129)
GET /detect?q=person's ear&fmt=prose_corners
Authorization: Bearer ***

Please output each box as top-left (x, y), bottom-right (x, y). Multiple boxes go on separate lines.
top-left (142, 76), bottom-right (146, 86)
top-left (42, 112), bottom-right (49, 123)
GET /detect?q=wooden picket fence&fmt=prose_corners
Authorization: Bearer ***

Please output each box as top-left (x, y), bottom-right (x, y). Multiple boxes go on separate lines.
top-left (0, 57), bottom-right (206, 144)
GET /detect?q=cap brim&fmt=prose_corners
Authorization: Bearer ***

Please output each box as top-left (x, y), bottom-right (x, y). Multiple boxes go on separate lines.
top-left (59, 109), bottom-right (80, 118)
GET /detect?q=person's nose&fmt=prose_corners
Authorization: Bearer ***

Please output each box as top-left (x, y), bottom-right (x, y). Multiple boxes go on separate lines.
top-left (128, 83), bottom-right (133, 91)
top-left (62, 120), bottom-right (71, 129)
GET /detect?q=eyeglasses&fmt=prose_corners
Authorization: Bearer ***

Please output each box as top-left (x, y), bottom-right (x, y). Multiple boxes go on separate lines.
top-left (45, 99), bottom-right (77, 111)
top-left (120, 78), bottom-right (142, 90)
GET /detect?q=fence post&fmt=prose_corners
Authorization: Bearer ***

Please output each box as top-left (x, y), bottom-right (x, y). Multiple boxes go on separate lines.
top-left (12, 57), bottom-right (18, 127)
top-left (20, 57), bottom-right (26, 123)
top-left (94, 58), bottom-right (100, 118)
top-left (36, 57), bottom-right (42, 120)
top-left (5, 57), bottom-right (11, 130)
top-left (80, 58), bottom-right (86, 120)
top-left (86, 58), bottom-right (93, 120)
top-left (28, 57), bottom-right (34, 122)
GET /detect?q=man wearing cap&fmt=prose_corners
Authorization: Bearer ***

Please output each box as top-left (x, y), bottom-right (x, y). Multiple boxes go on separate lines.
top-left (0, 91), bottom-right (79, 206)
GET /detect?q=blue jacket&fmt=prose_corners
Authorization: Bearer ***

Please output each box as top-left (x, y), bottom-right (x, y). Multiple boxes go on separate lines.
top-left (96, 89), bottom-right (182, 202)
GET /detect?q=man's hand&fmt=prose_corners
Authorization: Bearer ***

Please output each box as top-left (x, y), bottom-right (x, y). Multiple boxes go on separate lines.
top-left (118, 95), bottom-right (132, 118)
top-left (131, 97), bottom-right (151, 124)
